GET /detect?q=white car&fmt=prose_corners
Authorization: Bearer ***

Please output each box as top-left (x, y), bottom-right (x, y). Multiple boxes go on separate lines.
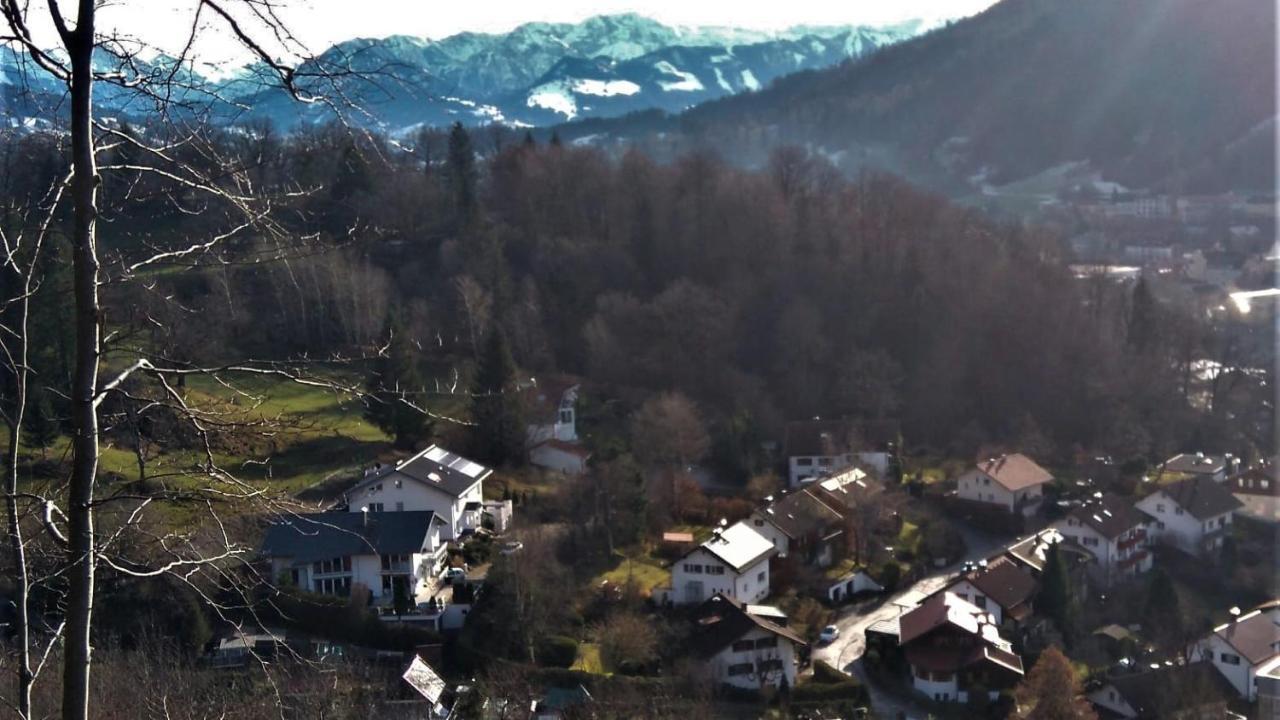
top-left (442, 567), bottom-right (467, 584)
top-left (499, 541), bottom-right (524, 556)
top-left (819, 625), bottom-right (840, 644)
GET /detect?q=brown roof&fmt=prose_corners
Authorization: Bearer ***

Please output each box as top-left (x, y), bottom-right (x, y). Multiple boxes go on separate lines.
top-left (1069, 494), bottom-right (1148, 540)
top-left (688, 594), bottom-right (807, 657)
top-left (755, 488), bottom-right (844, 540)
top-left (974, 453), bottom-right (1054, 491)
top-left (1231, 461), bottom-right (1277, 497)
top-left (1213, 610), bottom-right (1280, 665)
top-left (959, 557), bottom-right (1038, 612)
top-left (1154, 476), bottom-right (1243, 520)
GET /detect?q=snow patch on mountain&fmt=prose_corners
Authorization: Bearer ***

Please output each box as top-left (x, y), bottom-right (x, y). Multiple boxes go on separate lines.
top-left (654, 61), bottom-right (703, 92)
top-left (573, 79), bottom-right (641, 96)
top-left (527, 84), bottom-right (578, 118)
top-left (713, 67), bottom-right (732, 92)
top-left (740, 69), bottom-right (761, 91)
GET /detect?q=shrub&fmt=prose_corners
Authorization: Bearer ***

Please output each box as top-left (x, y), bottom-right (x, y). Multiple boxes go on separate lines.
top-left (877, 561), bottom-right (902, 590)
top-left (537, 635), bottom-right (579, 668)
top-left (812, 659), bottom-right (847, 684)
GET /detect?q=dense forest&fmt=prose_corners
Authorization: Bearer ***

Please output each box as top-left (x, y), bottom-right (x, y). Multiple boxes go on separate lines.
top-left (2, 120), bottom-right (1266, 473)
top-left (561, 0), bottom-right (1277, 194)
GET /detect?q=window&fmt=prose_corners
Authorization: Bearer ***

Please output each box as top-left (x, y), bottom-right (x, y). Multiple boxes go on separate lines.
top-left (973, 595), bottom-right (986, 609)
top-left (727, 663), bottom-right (753, 676)
top-left (818, 457), bottom-right (832, 467)
top-left (684, 564), bottom-right (703, 574)
top-left (1175, 507), bottom-right (1184, 516)
top-left (395, 502), bottom-right (404, 511)
top-left (314, 576), bottom-right (351, 596)
top-left (559, 409), bottom-right (573, 424)
top-left (1221, 653), bottom-right (1241, 665)
top-left (982, 477), bottom-right (991, 486)
top-left (381, 553), bottom-right (410, 570)
top-left (796, 458), bottom-right (813, 467)
top-left (707, 566), bottom-right (725, 575)
top-left (1156, 503), bottom-right (1165, 513)
top-left (368, 502), bottom-right (384, 512)
top-left (754, 519), bottom-right (764, 527)
top-left (757, 571), bottom-right (766, 583)
top-left (1157, 521), bottom-right (1165, 530)
top-left (1083, 537), bottom-right (1099, 547)
top-left (731, 640), bottom-right (755, 653)
top-left (313, 557), bottom-right (351, 575)
top-left (757, 658), bottom-right (783, 672)
top-left (755, 637), bottom-right (777, 649)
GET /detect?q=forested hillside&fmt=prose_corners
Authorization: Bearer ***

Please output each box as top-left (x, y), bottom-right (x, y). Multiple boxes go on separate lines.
top-left (570, 0), bottom-right (1276, 194)
top-left (4, 123), bottom-right (1255, 468)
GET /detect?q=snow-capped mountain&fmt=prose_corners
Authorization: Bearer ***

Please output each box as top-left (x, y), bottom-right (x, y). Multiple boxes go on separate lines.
top-left (0, 14), bottom-right (932, 132)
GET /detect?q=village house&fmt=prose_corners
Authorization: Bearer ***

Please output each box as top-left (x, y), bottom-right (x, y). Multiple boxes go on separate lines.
top-left (668, 521), bottom-right (775, 605)
top-left (782, 418), bottom-right (894, 486)
top-left (1160, 452), bottom-right (1240, 483)
top-left (1135, 476), bottom-right (1241, 557)
top-left (344, 445), bottom-right (495, 540)
top-left (1189, 606), bottom-right (1280, 701)
top-left (1229, 459), bottom-right (1278, 523)
top-left (997, 529), bottom-right (1094, 602)
top-left (936, 556), bottom-right (1038, 628)
top-left (260, 510), bottom-right (448, 606)
top-left (689, 594), bottom-right (806, 692)
top-left (746, 488), bottom-right (846, 567)
top-left (955, 453), bottom-right (1053, 516)
top-left (1050, 493), bottom-right (1152, 587)
top-left (524, 377), bottom-right (590, 476)
top-left (897, 591), bottom-right (1025, 703)
top-left (1087, 662), bottom-right (1235, 719)
top-left (810, 464), bottom-right (884, 511)
top-left (1257, 656), bottom-right (1280, 720)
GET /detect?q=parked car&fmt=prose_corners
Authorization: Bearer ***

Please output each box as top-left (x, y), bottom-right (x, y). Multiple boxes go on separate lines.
top-left (442, 567), bottom-right (467, 584)
top-left (819, 625), bottom-right (840, 644)
top-left (499, 541), bottom-right (524, 556)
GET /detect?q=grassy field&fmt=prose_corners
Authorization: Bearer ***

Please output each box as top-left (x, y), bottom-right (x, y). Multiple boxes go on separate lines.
top-left (591, 550), bottom-right (670, 595)
top-left (571, 643), bottom-right (606, 674)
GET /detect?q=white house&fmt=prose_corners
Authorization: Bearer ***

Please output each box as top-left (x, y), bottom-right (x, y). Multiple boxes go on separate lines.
top-left (1189, 608), bottom-right (1280, 700)
top-left (260, 510), bottom-right (448, 605)
top-left (955, 453), bottom-right (1053, 516)
top-left (1050, 493), bottom-right (1152, 587)
top-left (1135, 476), bottom-right (1241, 557)
top-left (1230, 460), bottom-right (1278, 523)
top-left (746, 488), bottom-right (845, 566)
top-left (783, 419), bottom-right (893, 486)
top-left (937, 557), bottom-right (1038, 627)
top-left (528, 439), bottom-right (590, 476)
top-left (690, 594), bottom-right (806, 692)
top-left (670, 522), bottom-right (775, 605)
top-left (345, 445), bottom-right (493, 540)
top-left (524, 378), bottom-right (580, 446)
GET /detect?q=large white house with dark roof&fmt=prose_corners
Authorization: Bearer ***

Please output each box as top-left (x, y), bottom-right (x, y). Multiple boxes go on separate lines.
top-left (670, 522), bottom-right (775, 605)
top-left (1050, 493), bottom-right (1152, 587)
top-left (956, 453), bottom-right (1053, 516)
top-left (344, 445), bottom-right (494, 540)
top-left (1135, 476), bottom-right (1242, 557)
top-left (260, 511), bottom-right (448, 604)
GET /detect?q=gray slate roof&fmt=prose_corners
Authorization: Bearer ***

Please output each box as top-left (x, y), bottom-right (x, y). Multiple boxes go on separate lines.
top-left (1156, 476), bottom-right (1242, 520)
top-left (260, 511), bottom-right (441, 562)
top-left (352, 445), bottom-right (492, 498)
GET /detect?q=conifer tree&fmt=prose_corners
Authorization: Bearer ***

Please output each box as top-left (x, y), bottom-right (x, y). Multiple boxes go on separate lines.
top-left (470, 325), bottom-right (525, 466)
top-left (1038, 541), bottom-right (1075, 641)
top-left (446, 121), bottom-right (478, 226)
top-left (1127, 276), bottom-right (1159, 353)
top-left (365, 312), bottom-right (430, 449)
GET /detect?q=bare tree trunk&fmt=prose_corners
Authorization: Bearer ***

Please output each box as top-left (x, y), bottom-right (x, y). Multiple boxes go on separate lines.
top-left (63, 5), bottom-right (102, 718)
top-left (4, 292), bottom-right (33, 720)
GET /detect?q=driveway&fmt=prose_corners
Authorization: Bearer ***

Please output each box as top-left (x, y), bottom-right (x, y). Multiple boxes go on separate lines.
top-left (810, 525), bottom-right (1010, 719)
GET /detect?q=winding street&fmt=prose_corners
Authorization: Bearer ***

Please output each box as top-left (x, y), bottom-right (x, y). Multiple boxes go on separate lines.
top-left (810, 525), bottom-right (1011, 719)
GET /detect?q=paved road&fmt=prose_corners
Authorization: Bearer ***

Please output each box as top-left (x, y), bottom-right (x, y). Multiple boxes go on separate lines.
top-left (810, 525), bottom-right (1010, 719)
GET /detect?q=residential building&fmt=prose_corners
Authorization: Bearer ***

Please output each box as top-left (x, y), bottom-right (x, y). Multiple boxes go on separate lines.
top-left (528, 438), bottom-right (591, 476)
top-left (1136, 476), bottom-right (1242, 557)
top-left (955, 453), bottom-right (1053, 516)
top-left (747, 488), bottom-right (845, 567)
top-left (1189, 608), bottom-right (1280, 700)
top-left (1161, 452), bottom-right (1240, 483)
top-left (689, 594), bottom-right (806, 691)
top-left (998, 529), bottom-right (1094, 602)
top-left (1087, 662), bottom-right (1235, 719)
top-left (260, 511), bottom-right (448, 605)
top-left (345, 445), bottom-right (493, 540)
top-left (811, 464), bottom-right (885, 512)
top-left (1256, 655), bottom-right (1280, 720)
top-left (1230, 459), bottom-right (1278, 523)
top-left (1050, 493), bottom-right (1152, 587)
top-left (782, 418), bottom-right (894, 486)
top-left (670, 522), bottom-right (775, 605)
top-left (937, 557), bottom-right (1038, 627)
top-left (897, 592), bottom-right (1025, 703)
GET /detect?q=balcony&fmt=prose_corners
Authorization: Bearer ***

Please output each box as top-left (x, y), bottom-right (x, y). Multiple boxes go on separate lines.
top-left (1117, 529), bottom-right (1147, 551)
top-left (1117, 550), bottom-right (1148, 569)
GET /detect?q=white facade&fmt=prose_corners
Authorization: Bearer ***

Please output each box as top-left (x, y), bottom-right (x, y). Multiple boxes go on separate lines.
top-left (270, 528), bottom-right (446, 605)
top-left (527, 384), bottom-right (579, 446)
top-left (1087, 685), bottom-right (1141, 718)
top-left (788, 452), bottom-right (887, 487)
top-left (826, 570), bottom-right (883, 604)
top-left (1050, 518), bottom-right (1152, 587)
top-left (349, 475), bottom-right (484, 540)
top-left (705, 626), bottom-right (799, 691)
top-left (529, 442), bottom-right (589, 476)
top-left (956, 469), bottom-right (1045, 515)
top-left (945, 579), bottom-right (1007, 625)
top-left (671, 547), bottom-right (771, 606)
top-left (1135, 492), bottom-right (1233, 557)
top-left (1191, 632), bottom-right (1264, 700)
top-left (746, 514), bottom-right (792, 556)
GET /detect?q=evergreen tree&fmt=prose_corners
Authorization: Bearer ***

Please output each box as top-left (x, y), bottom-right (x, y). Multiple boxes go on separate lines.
top-left (1037, 541), bottom-right (1075, 641)
top-left (364, 312), bottom-right (431, 449)
top-left (328, 140), bottom-right (372, 230)
top-left (26, 387), bottom-right (59, 458)
top-left (446, 121), bottom-right (478, 226)
top-left (1127, 276), bottom-right (1159, 353)
top-left (522, 130), bottom-right (536, 148)
top-left (470, 326), bottom-right (525, 466)
top-left (1145, 569), bottom-right (1186, 650)
top-left (549, 129), bottom-right (562, 148)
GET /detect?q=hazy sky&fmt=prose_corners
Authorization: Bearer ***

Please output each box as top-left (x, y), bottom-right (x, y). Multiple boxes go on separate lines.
top-left (30, 0), bottom-right (997, 73)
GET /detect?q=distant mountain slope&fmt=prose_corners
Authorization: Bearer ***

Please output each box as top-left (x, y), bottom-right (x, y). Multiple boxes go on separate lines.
top-left (573, 0), bottom-right (1275, 193)
top-left (222, 14), bottom-right (927, 131)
